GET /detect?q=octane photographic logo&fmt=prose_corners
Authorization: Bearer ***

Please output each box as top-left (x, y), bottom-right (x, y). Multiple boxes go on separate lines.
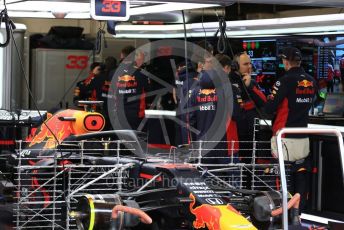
top-left (108, 39), bottom-right (233, 157)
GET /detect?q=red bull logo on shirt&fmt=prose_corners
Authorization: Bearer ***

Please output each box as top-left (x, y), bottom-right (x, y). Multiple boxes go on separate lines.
top-left (200, 89), bottom-right (216, 96)
top-left (118, 75), bottom-right (136, 82)
top-left (117, 75), bottom-right (138, 88)
top-left (296, 80), bottom-right (314, 95)
top-left (197, 89), bottom-right (218, 103)
top-left (297, 80), bottom-right (313, 88)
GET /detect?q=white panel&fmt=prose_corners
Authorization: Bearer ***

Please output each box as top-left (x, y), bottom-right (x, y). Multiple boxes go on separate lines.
top-left (31, 49), bottom-right (91, 110)
top-left (0, 27), bottom-right (12, 110)
top-left (10, 31), bottom-right (26, 110)
top-left (63, 50), bottom-right (93, 108)
top-left (0, 24), bottom-right (26, 110)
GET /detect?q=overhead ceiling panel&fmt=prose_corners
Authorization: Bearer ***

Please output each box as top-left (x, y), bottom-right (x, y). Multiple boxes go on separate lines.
top-left (113, 11), bottom-right (344, 38)
top-left (2, 0), bottom-right (220, 19)
top-left (235, 0), bottom-right (344, 7)
top-left (3, 0), bottom-right (344, 20)
top-left (130, 0), bottom-right (234, 5)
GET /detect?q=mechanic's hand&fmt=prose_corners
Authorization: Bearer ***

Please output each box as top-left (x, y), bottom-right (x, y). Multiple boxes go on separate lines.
top-left (242, 73), bottom-right (251, 87)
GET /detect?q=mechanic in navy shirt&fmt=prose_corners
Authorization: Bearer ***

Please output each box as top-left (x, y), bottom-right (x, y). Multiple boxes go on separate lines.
top-left (265, 47), bottom-right (316, 211)
top-left (112, 49), bottom-right (150, 130)
top-left (188, 69), bottom-right (242, 165)
top-left (229, 52), bottom-right (267, 165)
top-left (174, 61), bottom-right (198, 145)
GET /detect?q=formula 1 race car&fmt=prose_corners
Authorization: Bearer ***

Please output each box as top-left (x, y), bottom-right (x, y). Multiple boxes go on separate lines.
top-left (2, 107), bottom-right (306, 230)
top-left (69, 151), bottom-right (302, 230)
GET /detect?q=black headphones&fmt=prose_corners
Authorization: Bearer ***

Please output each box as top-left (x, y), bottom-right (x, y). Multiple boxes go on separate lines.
top-left (231, 52), bottom-right (245, 72)
top-left (231, 59), bottom-right (240, 72)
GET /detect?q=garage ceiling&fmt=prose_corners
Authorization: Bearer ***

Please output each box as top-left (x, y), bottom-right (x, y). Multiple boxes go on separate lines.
top-left (140, 0), bottom-right (344, 7)
top-left (2, 0), bottom-right (344, 20)
top-left (2, 0), bottom-right (344, 37)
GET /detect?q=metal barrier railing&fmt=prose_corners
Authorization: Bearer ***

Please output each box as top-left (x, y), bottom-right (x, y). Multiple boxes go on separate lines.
top-left (276, 127), bottom-right (344, 230)
top-left (14, 140), bottom-right (134, 230)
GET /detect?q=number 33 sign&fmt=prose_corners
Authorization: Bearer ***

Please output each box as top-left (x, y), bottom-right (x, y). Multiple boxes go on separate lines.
top-left (91, 0), bottom-right (130, 21)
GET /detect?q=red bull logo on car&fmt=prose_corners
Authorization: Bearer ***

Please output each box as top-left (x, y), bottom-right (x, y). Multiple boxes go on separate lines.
top-left (189, 194), bottom-right (256, 230)
top-left (29, 110), bottom-right (104, 149)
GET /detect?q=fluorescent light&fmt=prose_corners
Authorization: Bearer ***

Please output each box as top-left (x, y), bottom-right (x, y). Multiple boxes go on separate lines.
top-left (193, 28), bottom-right (219, 32)
top-left (115, 33), bottom-right (288, 39)
top-left (230, 25), bottom-right (344, 35)
top-left (62, 13), bottom-right (91, 19)
top-left (227, 34), bottom-right (287, 38)
top-left (114, 32), bottom-right (206, 39)
top-left (7, 11), bottom-right (90, 19)
top-left (130, 3), bottom-right (219, 15)
top-left (114, 24), bottom-right (344, 38)
top-left (64, 12), bottom-right (91, 19)
top-left (299, 31), bottom-right (344, 36)
top-left (191, 13), bottom-right (344, 30)
top-left (5, 1), bottom-right (90, 13)
top-left (116, 24), bottom-right (187, 31)
top-left (4, 1), bottom-right (91, 19)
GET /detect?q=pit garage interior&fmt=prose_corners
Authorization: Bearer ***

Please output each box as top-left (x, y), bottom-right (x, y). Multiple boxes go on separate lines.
top-left (1, 0), bottom-right (344, 229)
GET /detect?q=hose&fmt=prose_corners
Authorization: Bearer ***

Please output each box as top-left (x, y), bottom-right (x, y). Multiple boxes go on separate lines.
top-left (112, 205), bottom-right (153, 225)
top-left (271, 193), bottom-right (300, 217)
top-left (95, 29), bottom-right (104, 55)
top-left (95, 23), bottom-right (107, 55)
top-left (0, 8), bottom-right (16, 47)
top-left (214, 17), bottom-right (227, 54)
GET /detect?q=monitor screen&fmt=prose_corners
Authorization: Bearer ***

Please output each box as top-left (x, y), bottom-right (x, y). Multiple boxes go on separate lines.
top-left (251, 59), bottom-right (263, 73)
top-left (336, 37), bottom-right (344, 58)
top-left (322, 93), bottom-right (344, 116)
top-left (242, 39), bottom-right (276, 59)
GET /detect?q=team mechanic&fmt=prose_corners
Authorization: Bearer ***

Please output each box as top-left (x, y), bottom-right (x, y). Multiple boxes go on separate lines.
top-left (229, 52), bottom-right (267, 169)
top-left (113, 49), bottom-right (149, 130)
top-left (188, 69), bottom-right (242, 164)
top-left (265, 47), bottom-right (317, 212)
